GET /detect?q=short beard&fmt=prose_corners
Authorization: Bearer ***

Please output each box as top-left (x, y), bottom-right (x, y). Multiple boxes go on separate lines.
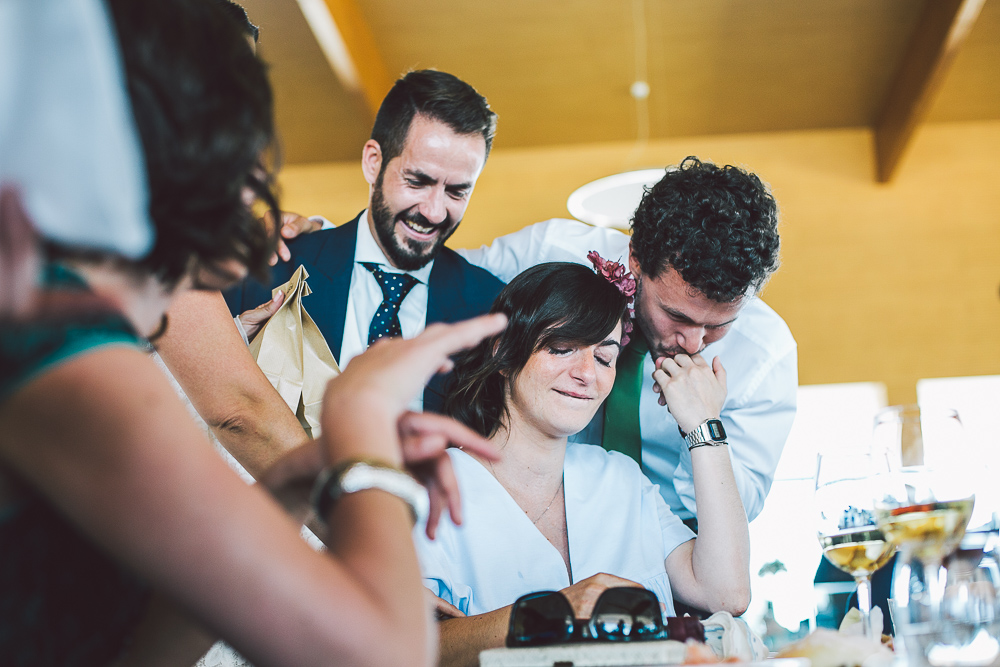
top-left (370, 170), bottom-right (458, 271)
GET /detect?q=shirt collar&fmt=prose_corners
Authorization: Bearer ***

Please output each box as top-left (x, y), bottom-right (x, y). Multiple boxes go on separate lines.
top-left (355, 209), bottom-right (434, 284)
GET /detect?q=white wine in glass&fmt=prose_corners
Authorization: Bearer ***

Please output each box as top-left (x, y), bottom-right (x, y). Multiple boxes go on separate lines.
top-left (819, 526), bottom-right (895, 578)
top-left (872, 406), bottom-right (979, 661)
top-left (815, 452), bottom-right (894, 638)
top-left (874, 498), bottom-right (975, 561)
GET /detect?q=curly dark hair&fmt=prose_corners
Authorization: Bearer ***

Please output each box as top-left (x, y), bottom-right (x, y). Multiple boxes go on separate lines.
top-left (106, 0), bottom-right (278, 287)
top-left (445, 263), bottom-right (628, 439)
top-left (629, 156), bottom-right (780, 302)
top-left (371, 69), bottom-right (497, 168)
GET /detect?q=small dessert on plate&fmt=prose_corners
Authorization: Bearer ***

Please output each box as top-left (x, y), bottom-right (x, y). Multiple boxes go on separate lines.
top-left (776, 628), bottom-right (894, 667)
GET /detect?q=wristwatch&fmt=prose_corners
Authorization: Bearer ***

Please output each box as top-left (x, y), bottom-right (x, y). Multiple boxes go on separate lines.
top-left (684, 418), bottom-right (728, 450)
top-left (311, 458), bottom-right (429, 526)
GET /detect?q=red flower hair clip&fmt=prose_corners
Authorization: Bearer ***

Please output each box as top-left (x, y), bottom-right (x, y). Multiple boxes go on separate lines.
top-left (587, 250), bottom-right (636, 347)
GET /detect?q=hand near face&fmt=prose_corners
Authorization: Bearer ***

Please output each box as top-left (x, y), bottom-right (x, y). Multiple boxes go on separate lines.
top-left (265, 313), bottom-right (507, 539)
top-left (319, 314), bottom-right (507, 465)
top-left (651, 353), bottom-right (727, 435)
top-left (560, 573), bottom-right (645, 619)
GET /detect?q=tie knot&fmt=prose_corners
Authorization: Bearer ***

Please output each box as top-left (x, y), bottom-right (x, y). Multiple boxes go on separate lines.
top-left (362, 262), bottom-right (418, 305)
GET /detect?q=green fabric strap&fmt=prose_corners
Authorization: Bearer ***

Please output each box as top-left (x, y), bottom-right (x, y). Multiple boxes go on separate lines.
top-left (601, 332), bottom-right (648, 466)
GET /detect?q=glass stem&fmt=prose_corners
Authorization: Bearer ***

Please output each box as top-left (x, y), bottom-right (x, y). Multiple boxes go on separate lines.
top-left (855, 574), bottom-right (874, 638)
top-left (925, 557), bottom-right (945, 623)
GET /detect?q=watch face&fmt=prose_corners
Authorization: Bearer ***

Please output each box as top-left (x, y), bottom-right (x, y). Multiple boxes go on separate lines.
top-left (707, 420), bottom-right (726, 440)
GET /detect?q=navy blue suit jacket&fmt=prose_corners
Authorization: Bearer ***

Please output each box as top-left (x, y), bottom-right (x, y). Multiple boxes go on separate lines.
top-left (224, 213), bottom-right (505, 413)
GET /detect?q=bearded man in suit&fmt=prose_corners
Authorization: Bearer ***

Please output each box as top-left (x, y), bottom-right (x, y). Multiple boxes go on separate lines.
top-left (224, 69), bottom-right (504, 412)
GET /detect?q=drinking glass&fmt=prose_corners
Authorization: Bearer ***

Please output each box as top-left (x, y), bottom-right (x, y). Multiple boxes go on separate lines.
top-left (872, 406), bottom-right (979, 662)
top-left (816, 450), bottom-right (895, 638)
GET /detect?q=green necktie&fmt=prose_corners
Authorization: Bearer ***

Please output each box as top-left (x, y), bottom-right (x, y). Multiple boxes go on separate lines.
top-left (602, 332), bottom-right (648, 466)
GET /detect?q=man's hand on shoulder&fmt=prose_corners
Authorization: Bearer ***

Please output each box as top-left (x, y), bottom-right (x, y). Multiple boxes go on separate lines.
top-left (266, 211), bottom-right (323, 266)
top-left (651, 353), bottom-right (727, 434)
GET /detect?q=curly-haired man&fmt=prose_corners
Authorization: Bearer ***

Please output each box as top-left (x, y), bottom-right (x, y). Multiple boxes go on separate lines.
top-left (462, 157), bottom-right (797, 532)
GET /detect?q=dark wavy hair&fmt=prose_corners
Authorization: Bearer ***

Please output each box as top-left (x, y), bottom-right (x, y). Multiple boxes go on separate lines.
top-left (213, 0), bottom-right (259, 43)
top-left (445, 263), bottom-right (628, 439)
top-left (371, 70), bottom-right (497, 168)
top-left (629, 156), bottom-right (780, 302)
top-left (105, 0), bottom-right (277, 286)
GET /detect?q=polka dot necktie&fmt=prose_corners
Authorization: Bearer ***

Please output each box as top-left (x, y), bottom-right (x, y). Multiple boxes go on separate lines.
top-left (362, 262), bottom-right (419, 346)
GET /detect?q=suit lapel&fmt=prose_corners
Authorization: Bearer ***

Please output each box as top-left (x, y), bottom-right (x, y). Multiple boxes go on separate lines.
top-left (304, 213), bottom-right (361, 361)
top-left (424, 251), bottom-right (466, 413)
top-left (427, 250), bottom-right (463, 325)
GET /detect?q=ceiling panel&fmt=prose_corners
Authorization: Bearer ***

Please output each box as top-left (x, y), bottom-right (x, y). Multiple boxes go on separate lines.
top-left (927, 0), bottom-right (1000, 122)
top-left (644, 0), bottom-right (923, 136)
top-left (242, 0), bottom-right (372, 164)
top-left (358, 0), bottom-right (928, 148)
top-left (361, 0), bottom-right (637, 149)
top-left (245, 0), bottom-right (999, 165)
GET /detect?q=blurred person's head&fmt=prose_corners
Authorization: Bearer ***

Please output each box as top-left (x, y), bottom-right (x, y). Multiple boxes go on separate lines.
top-left (445, 263), bottom-right (628, 440)
top-left (58, 0), bottom-right (279, 293)
top-left (627, 156), bottom-right (780, 359)
top-left (212, 0), bottom-right (259, 44)
top-left (362, 70), bottom-right (497, 271)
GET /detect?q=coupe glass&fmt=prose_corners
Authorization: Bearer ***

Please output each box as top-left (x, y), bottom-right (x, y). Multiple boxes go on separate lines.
top-left (815, 450), bottom-right (895, 638)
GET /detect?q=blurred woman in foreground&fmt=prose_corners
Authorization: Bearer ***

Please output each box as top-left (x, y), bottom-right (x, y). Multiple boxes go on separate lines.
top-left (0, 2), bottom-right (501, 665)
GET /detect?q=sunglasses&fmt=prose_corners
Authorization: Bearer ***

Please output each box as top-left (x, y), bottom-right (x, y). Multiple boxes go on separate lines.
top-left (506, 587), bottom-right (672, 647)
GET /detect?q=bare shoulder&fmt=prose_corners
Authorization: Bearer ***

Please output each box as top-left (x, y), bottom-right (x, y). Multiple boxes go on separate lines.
top-left (0, 345), bottom-right (225, 492)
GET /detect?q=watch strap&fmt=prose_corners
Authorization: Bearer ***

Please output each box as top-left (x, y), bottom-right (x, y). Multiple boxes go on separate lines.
top-left (688, 440), bottom-right (727, 450)
top-left (311, 458), bottom-right (429, 526)
top-left (684, 419), bottom-right (727, 450)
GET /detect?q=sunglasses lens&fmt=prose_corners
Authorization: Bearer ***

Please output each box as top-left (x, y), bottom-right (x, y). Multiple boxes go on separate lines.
top-left (589, 588), bottom-right (664, 642)
top-left (507, 592), bottom-right (575, 647)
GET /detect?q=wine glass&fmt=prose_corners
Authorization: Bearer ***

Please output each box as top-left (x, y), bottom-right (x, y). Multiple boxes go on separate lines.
top-left (872, 406), bottom-right (977, 658)
top-left (815, 450), bottom-right (895, 638)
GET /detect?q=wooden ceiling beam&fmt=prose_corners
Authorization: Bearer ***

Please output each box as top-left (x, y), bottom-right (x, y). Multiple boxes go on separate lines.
top-left (873, 0), bottom-right (985, 183)
top-left (296, 0), bottom-right (394, 121)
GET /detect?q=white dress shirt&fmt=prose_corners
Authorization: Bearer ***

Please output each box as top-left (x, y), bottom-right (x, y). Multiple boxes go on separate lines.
top-left (413, 444), bottom-right (694, 616)
top-left (458, 219), bottom-right (798, 522)
top-left (338, 211), bottom-right (433, 368)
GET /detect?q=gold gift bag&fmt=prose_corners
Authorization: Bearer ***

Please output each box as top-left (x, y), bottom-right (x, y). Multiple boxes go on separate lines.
top-left (249, 266), bottom-right (340, 439)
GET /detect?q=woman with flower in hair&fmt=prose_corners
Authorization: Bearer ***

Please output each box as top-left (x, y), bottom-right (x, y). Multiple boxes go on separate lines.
top-left (413, 260), bottom-right (751, 667)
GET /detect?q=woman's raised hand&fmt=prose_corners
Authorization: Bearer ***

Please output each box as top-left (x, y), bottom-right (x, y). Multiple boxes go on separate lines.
top-left (261, 409), bottom-right (501, 539)
top-left (320, 314), bottom-right (506, 452)
top-left (315, 314), bottom-right (507, 522)
top-left (261, 315), bottom-right (506, 536)
top-left (397, 410), bottom-right (499, 539)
